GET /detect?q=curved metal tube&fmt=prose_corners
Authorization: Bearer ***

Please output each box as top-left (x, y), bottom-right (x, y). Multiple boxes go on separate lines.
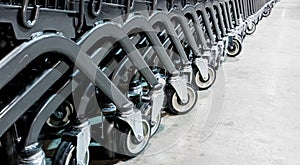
top-left (122, 16), bottom-right (178, 74)
top-left (225, 1), bottom-right (234, 29)
top-left (183, 6), bottom-right (211, 50)
top-left (205, 4), bottom-right (222, 41)
top-left (232, 0), bottom-right (242, 20)
top-left (169, 8), bottom-right (203, 56)
top-left (195, 4), bottom-right (216, 44)
top-left (219, 1), bottom-right (232, 31)
top-left (149, 12), bottom-right (190, 63)
top-left (229, 0), bottom-right (238, 26)
top-left (24, 20), bottom-right (163, 146)
top-left (0, 34), bottom-right (134, 135)
top-left (24, 79), bottom-right (75, 147)
top-left (78, 22), bottom-right (158, 86)
top-left (0, 61), bottom-right (69, 137)
top-left (212, 2), bottom-right (227, 36)
top-left (122, 16), bottom-right (191, 101)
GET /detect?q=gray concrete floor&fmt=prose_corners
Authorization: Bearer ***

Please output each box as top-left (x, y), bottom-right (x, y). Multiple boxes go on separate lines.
top-left (115, 0), bottom-right (300, 164)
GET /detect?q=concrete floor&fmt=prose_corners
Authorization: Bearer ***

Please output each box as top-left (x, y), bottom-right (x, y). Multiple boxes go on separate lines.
top-left (115, 0), bottom-right (300, 164)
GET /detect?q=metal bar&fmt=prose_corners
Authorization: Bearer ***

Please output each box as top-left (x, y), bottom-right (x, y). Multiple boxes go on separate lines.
top-left (225, 1), bottom-right (234, 29)
top-left (24, 79), bottom-right (75, 146)
top-left (206, 5), bottom-right (222, 40)
top-left (0, 61), bottom-right (69, 136)
top-left (122, 16), bottom-right (178, 74)
top-left (0, 34), bottom-right (133, 114)
top-left (169, 8), bottom-right (203, 56)
top-left (182, 6), bottom-right (210, 50)
top-left (195, 4), bottom-right (216, 44)
top-left (149, 12), bottom-right (192, 62)
top-left (213, 3), bottom-right (227, 36)
top-left (230, 0), bottom-right (239, 26)
top-left (102, 2), bottom-right (126, 8)
top-left (78, 22), bottom-right (159, 87)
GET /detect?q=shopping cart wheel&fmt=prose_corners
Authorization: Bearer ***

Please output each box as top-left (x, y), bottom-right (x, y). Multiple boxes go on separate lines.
top-left (166, 83), bottom-right (197, 115)
top-left (246, 21), bottom-right (256, 35)
top-left (263, 6), bottom-right (272, 17)
top-left (46, 100), bottom-right (74, 129)
top-left (117, 119), bottom-right (150, 157)
top-left (194, 65), bottom-right (216, 90)
top-left (52, 141), bottom-right (90, 165)
top-left (227, 39), bottom-right (242, 57)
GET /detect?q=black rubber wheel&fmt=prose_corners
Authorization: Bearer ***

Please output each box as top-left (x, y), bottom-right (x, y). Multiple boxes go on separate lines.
top-left (246, 21), bottom-right (256, 35)
top-left (52, 141), bottom-right (89, 165)
top-left (227, 39), bottom-right (242, 57)
top-left (194, 65), bottom-right (217, 90)
top-left (46, 100), bottom-right (74, 129)
top-left (117, 119), bottom-right (151, 157)
top-left (263, 6), bottom-right (271, 17)
top-left (166, 83), bottom-right (198, 115)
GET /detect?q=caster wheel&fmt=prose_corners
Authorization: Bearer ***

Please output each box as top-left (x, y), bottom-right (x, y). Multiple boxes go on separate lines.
top-left (46, 100), bottom-right (74, 129)
top-left (194, 65), bottom-right (217, 90)
top-left (117, 119), bottom-right (150, 157)
top-left (246, 21), bottom-right (256, 35)
top-left (263, 7), bottom-right (271, 17)
top-left (166, 83), bottom-right (198, 115)
top-left (150, 111), bottom-right (161, 137)
top-left (52, 141), bottom-right (90, 165)
top-left (227, 39), bottom-right (242, 57)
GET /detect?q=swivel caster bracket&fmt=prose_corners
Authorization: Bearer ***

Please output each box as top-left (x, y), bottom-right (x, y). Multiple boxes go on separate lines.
top-left (193, 58), bottom-right (209, 82)
top-left (61, 120), bottom-right (91, 165)
top-left (149, 80), bottom-right (165, 125)
top-left (119, 109), bottom-right (144, 142)
top-left (168, 75), bottom-right (189, 104)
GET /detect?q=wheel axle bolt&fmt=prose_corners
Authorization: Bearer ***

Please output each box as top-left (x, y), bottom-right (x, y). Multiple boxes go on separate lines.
top-left (137, 135), bottom-right (144, 142)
